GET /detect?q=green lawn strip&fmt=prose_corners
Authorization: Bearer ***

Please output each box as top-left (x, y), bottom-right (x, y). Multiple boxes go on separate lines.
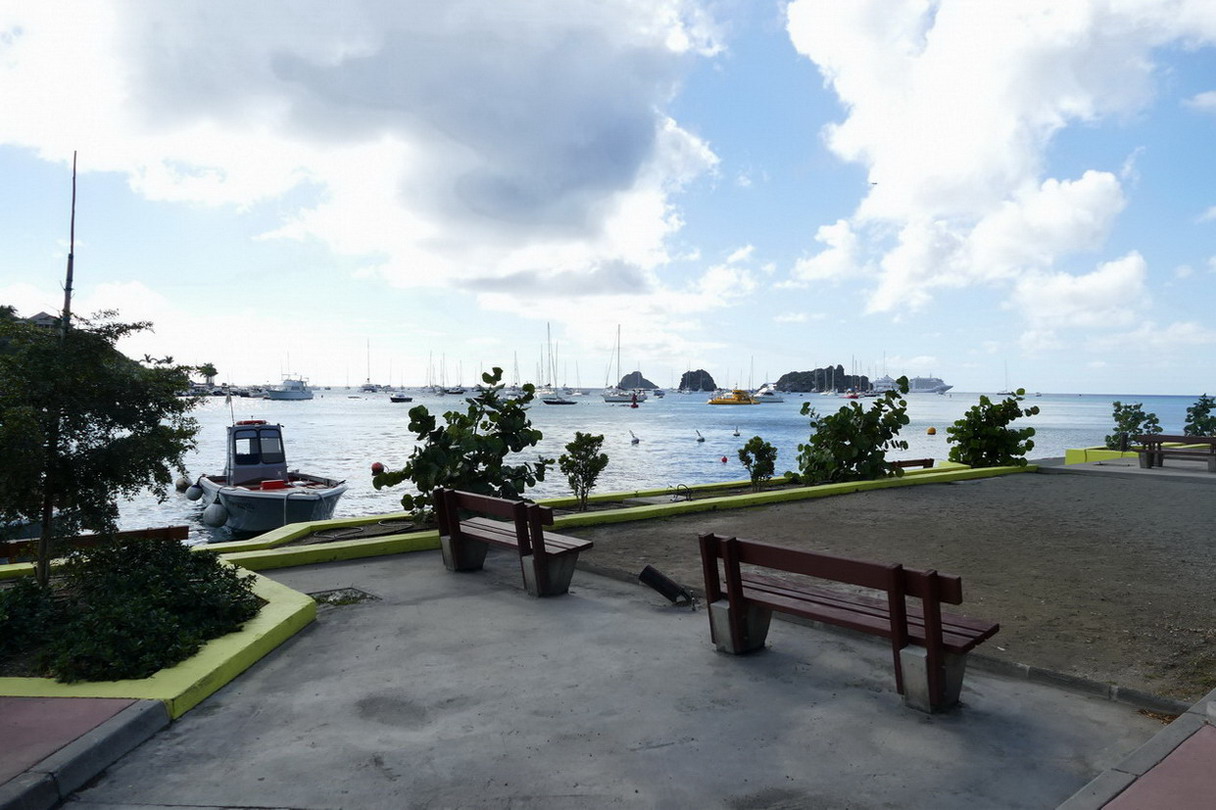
top-left (538, 462), bottom-right (968, 509)
top-left (220, 529), bottom-right (440, 572)
top-left (550, 465), bottom-right (1033, 529)
top-left (0, 570), bottom-right (315, 719)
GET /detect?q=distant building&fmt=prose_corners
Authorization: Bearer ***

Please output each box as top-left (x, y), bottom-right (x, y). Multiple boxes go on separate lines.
top-left (25, 311), bottom-right (58, 329)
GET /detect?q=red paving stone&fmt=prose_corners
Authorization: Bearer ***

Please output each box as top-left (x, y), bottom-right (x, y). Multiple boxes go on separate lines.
top-left (1105, 724), bottom-right (1216, 809)
top-left (0, 696), bottom-right (136, 784)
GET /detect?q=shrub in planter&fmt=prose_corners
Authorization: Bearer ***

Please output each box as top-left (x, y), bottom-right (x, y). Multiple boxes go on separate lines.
top-left (946, 389), bottom-right (1040, 468)
top-left (1105, 401), bottom-right (1161, 450)
top-left (0, 537), bottom-right (261, 683)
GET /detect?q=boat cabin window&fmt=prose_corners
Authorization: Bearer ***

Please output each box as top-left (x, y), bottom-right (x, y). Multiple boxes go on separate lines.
top-left (232, 427), bottom-right (285, 466)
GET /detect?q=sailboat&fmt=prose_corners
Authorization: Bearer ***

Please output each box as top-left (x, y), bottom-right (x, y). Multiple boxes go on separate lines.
top-left (361, 339), bottom-right (383, 392)
top-left (602, 325), bottom-right (648, 403)
top-left (541, 324), bottom-right (576, 405)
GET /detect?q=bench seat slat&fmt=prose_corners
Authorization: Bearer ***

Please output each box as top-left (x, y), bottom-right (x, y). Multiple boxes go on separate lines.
top-left (742, 574), bottom-right (998, 654)
top-left (463, 516), bottom-right (591, 555)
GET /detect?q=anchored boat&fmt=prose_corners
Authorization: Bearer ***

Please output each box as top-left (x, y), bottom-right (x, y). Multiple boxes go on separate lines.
top-left (186, 420), bottom-right (347, 534)
top-left (707, 389), bottom-right (760, 405)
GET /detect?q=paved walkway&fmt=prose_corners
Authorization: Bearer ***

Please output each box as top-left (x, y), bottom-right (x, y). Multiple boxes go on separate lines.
top-left (6, 551), bottom-right (1175, 809)
top-left (5, 458), bottom-right (1216, 808)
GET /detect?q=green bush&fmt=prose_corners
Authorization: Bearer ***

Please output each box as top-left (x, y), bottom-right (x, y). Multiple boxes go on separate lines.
top-left (0, 537), bottom-right (261, 683)
top-left (1184, 394), bottom-right (1216, 436)
top-left (738, 437), bottom-right (778, 492)
top-left (559, 432), bottom-right (609, 511)
top-left (373, 367), bottom-right (552, 523)
top-left (792, 378), bottom-right (911, 485)
top-left (946, 389), bottom-right (1040, 467)
top-left (1105, 401), bottom-right (1161, 449)
top-left (0, 577), bottom-right (57, 660)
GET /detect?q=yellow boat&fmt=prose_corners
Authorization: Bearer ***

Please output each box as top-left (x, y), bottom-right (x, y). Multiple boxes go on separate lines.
top-left (707, 389), bottom-right (760, 405)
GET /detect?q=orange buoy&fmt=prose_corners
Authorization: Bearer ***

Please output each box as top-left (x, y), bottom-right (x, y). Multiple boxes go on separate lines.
top-left (927, 427), bottom-right (937, 435)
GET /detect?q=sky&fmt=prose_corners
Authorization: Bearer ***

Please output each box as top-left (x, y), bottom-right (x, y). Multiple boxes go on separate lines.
top-left (1, 0), bottom-right (1215, 395)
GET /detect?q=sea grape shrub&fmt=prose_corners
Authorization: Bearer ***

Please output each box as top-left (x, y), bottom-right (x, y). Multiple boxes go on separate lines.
top-left (373, 367), bottom-right (552, 523)
top-left (2, 537), bottom-right (261, 683)
top-left (792, 377), bottom-right (911, 485)
top-left (738, 436), bottom-right (778, 492)
top-left (559, 432), bottom-right (609, 511)
top-left (0, 577), bottom-right (57, 661)
top-left (946, 389), bottom-right (1040, 468)
top-left (1105, 401), bottom-right (1162, 449)
top-left (1184, 394), bottom-right (1216, 436)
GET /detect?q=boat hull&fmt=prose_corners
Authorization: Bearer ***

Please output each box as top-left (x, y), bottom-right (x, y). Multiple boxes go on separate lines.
top-left (197, 474), bottom-right (347, 534)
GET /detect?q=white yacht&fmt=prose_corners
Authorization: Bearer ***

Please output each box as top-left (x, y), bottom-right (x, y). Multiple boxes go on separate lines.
top-left (265, 376), bottom-right (314, 400)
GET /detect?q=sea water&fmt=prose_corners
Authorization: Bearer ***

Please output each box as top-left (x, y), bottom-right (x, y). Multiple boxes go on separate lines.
top-left (122, 389), bottom-right (1200, 543)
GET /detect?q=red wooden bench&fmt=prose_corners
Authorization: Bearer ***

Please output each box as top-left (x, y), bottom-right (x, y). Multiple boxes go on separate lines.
top-left (1135, 434), bottom-right (1216, 472)
top-left (435, 489), bottom-right (592, 597)
top-left (0, 525), bottom-right (190, 564)
top-left (698, 533), bottom-right (999, 712)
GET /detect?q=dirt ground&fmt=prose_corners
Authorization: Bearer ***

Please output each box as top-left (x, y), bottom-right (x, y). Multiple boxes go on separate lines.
top-left (565, 470), bottom-right (1216, 701)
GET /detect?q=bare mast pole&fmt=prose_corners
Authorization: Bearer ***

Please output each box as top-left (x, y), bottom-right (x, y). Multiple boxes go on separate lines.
top-left (61, 151), bottom-right (77, 335)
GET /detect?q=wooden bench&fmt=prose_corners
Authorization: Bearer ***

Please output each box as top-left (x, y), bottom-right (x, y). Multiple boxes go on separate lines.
top-left (1135, 434), bottom-right (1216, 472)
top-left (0, 525), bottom-right (190, 564)
top-left (434, 488), bottom-right (592, 597)
top-left (698, 533), bottom-right (999, 712)
top-left (891, 458), bottom-right (934, 470)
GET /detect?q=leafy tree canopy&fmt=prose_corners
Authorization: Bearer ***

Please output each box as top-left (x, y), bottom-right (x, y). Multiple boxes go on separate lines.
top-left (0, 310), bottom-right (198, 582)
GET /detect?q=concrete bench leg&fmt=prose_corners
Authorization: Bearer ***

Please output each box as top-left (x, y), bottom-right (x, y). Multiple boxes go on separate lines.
top-left (522, 552), bottom-right (579, 597)
top-left (1138, 452), bottom-right (1153, 469)
top-left (440, 535), bottom-right (489, 572)
top-left (899, 646), bottom-right (968, 713)
top-left (708, 599), bottom-right (771, 654)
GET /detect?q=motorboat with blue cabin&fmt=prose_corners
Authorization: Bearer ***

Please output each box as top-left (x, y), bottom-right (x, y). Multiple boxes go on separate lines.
top-left (186, 420), bottom-right (347, 534)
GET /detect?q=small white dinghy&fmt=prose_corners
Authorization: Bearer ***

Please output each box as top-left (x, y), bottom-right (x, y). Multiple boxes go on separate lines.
top-left (186, 420), bottom-right (347, 535)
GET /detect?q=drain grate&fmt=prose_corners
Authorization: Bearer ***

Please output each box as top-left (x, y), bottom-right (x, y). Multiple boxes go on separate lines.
top-left (308, 587), bottom-right (380, 608)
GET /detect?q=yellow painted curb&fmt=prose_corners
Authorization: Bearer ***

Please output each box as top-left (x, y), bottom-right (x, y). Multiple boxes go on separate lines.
top-left (0, 570), bottom-right (315, 719)
top-left (1065, 447), bottom-right (1140, 464)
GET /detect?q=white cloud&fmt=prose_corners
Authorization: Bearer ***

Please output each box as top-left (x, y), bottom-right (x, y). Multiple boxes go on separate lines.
top-left (1184, 90), bottom-right (1216, 112)
top-left (1088, 321), bottom-right (1216, 352)
top-left (774, 312), bottom-right (807, 323)
top-left (1175, 264), bottom-right (1195, 279)
top-left (0, 1), bottom-right (721, 295)
top-left (1200, 206), bottom-right (1216, 222)
top-left (726, 245), bottom-right (755, 264)
top-left (785, 0), bottom-right (1216, 318)
top-left (790, 219), bottom-right (863, 283)
top-left (1012, 252), bottom-right (1148, 331)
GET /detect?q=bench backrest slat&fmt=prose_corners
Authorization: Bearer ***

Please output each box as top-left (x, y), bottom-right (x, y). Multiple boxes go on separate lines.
top-left (442, 490), bottom-right (522, 520)
top-left (702, 534), bottom-right (963, 604)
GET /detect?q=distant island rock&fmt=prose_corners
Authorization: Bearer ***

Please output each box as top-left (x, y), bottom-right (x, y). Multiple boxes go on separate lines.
top-left (776, 365), bottom-right (869, 393)
top-left (617, 371), bottom-right (657, 389)
top-left (678, 369), bottom-right (716, 392)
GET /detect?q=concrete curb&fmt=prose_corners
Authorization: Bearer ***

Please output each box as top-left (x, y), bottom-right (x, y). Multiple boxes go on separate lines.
top-left (0, 699), bottom-right (169, 810)
top-left (1058, 687), bottom-right (1216, 808)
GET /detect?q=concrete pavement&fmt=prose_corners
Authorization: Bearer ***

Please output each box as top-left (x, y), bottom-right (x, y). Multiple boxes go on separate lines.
top-left (56, 550), bottom-right (1163, 809)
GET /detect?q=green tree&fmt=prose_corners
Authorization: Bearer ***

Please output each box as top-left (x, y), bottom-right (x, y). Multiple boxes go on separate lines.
top-left (559, 432), bottom-right (609, 511)
top-left (1105, 401), bottom-right (1161, 449)
top-left (792, 377), bottom-right (911, 485)
top-left (372, 367), bottom-right (551, 522)
top-left (198, 362), bottom-right (218, 384)
top-left (946, 389), bottom-right (1040, 467)
top-left (0, 310), bottom-right (199, 585)
top-left (1184, 394), bottom-right (1216, 436)
top-left (738, 436), bottom-right (778, 492)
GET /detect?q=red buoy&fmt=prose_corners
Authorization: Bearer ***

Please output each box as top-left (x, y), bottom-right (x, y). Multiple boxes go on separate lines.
top-left (720, 456), bottom-right (728, 463)
top-left (371, 462), bottom-right (385, 475)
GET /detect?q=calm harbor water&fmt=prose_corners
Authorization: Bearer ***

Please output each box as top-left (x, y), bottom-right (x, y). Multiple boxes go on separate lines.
top-left (124, 388), bottom-right (1200, 543)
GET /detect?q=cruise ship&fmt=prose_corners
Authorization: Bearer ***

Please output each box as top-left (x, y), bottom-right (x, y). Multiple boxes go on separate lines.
top-left (871, 375), bottom-right (953, 394)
